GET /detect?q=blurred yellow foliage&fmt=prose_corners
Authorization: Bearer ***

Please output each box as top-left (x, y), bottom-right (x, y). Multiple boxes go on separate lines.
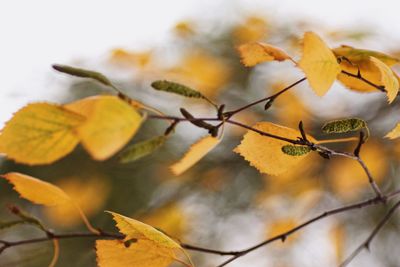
top-left (141, 204), bottom-right (187, 239)
top-left (328, 141), bottom-right (387, 200)
top-left (173, 21), bottom-right (196, 37)
top-left (44, 176), bottom-right (109, 228)
top-left (233, 16), bottom-right (268, 44)
top-left (111, 49), bottom-right (152, 68)
top-left (167, 51), bottom-right (231, 98)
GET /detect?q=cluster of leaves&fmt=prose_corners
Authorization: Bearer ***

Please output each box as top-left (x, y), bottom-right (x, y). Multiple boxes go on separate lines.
top-left (1, 18), bottom-right (400, 267)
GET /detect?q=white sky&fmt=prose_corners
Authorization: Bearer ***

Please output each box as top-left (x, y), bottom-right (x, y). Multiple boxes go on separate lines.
top-left (0, 0), bottom-right (399, 126)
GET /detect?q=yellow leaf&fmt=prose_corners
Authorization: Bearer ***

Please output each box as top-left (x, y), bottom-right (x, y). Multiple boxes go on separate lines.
top-left (237, 42), bottom-right (293, 67)
top-left (107, 211), bottom-right (181, 249)
top-left (2, 172), bottom-right (98, 233)
top-left (370, 56), bottom-right (399, 103)
top-left (385, 123), bottom-right (400, 139)
top-left (65, 95), bottom-right (143, 160)
top-left (298, 32), bottom-right (341, 96)
top-left (96, 240), bottom-right (177, 267)
top-left (170, 136), bottom-right (220, 176)
top-left (44, 176), bottom-right (109, 228)
top-left (333, 45), bottom-right (399, 66)
top-left (234, 122), bottom-right (315, 175)
top-left (336, 58), bottom-right (381, 92)
top-left (0, 103), bottom-right (84, 165)
top-left (2, 172), bottom-right (70, 206)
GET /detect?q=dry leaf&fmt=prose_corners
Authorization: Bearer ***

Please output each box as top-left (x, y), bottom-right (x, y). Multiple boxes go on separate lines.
top-left (0, 103), bottom-right (83, 165)
top-left (65, 95), bottom-right (143, 160)
top-left (369, 56), bottom-right (399, 103)
top-left (333, 45), bottom-right (399, 66)
top-left (298, 32), bottom-right (341, 96)
top-left (237, 42), bottom-right (292, 67)
top-left (234, 122), bottom-right (315, 175)
top-left (170, 136), bottom-right (220, 176)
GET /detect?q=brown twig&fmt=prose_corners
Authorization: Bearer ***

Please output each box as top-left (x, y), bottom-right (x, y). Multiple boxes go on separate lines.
top-left (339, 199), bottom-right (400, 267)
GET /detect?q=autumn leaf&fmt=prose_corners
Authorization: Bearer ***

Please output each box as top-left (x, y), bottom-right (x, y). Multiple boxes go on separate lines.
top-left (1, 172), bottom-right (98, 233)
top-left (96, 240), bottom-right (181, 267)
top-left (333, 45), bottom-right (399, 66)
top-left (298, 31), bottom-right (341, 96)
top-left (107, 211), bottom-right (181, 248)
top-left (333, 46), bottom-right (399, 94)
top-left (2, 172), bottom-right (70, 206)
top-left (99, 211), bottom-right (193, 267)
top-left (237, 42), bottom-right (293, 67)
top-left (170, 135), bottom-right (220, 176)
top-left (234, 122), bottom-right (315, 175)
top-left (0, 103), bottom-right (84, 165)
top-left (65, 95), bottom-right (143, 160)
top-left (385, 123), bottom-right (400, 139)
top-left (369, 56), bottom-right (399, 103)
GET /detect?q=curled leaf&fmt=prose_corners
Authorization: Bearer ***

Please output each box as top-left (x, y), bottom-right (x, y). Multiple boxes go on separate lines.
top-left (333, 45), bottom-right (399, 66)
top-left (237, 42), bottom-right (293, 67)
top-left (119, 136), bottom-right (167, 163)
top-left (0, 103), bottom-right (84, 165)
top-left (281, 145), bottom-right (311, 156)
top-left (170, 135), bottom-right (220, 176)
top-left (369, 56), bottom-right (399, 103)
top-left (52, 64), bottom-right (113, 87)
top-left (322, 118), bottom-right (366, 134)
top-left (298, 31), bottom-right (341, 96)
top-left (151, 80), bottom-right (204, 99)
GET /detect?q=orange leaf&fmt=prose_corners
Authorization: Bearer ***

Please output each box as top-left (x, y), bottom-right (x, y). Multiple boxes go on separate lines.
top-left (237, 42), bottom-right (292, 67)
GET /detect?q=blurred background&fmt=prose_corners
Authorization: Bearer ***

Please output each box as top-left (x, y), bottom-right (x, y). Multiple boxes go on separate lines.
top-left (1, 0), bottom-right (400, 266)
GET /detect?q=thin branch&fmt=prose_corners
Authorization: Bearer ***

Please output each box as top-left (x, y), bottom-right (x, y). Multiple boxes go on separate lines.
top-left (223, 77), bottom-right (307, 117)
top-left (340, 199), bottom-right (400, 267)
top-left (341, 70), bottom-right (386, 92)
top-left (215, 193), bottom-right (397, 267)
